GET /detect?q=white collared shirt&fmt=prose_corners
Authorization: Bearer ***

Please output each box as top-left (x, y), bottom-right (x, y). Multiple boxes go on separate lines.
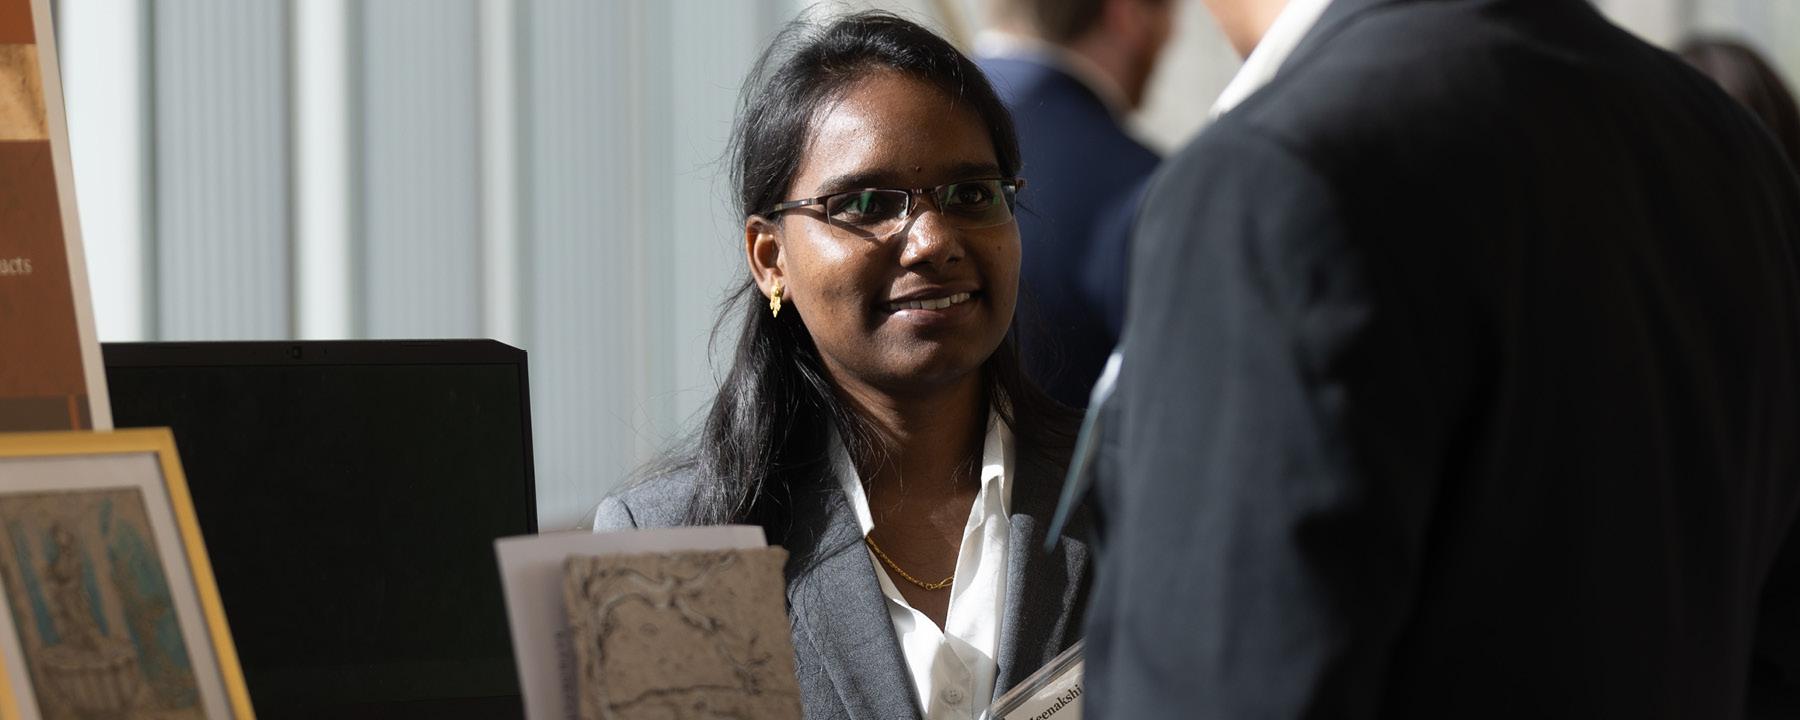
top-left (834, 415), bottom-right (1013, 720)
top-left (1210, 0), bottom-right (1337, 118)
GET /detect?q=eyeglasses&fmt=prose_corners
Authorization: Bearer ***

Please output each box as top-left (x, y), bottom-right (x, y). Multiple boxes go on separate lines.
top-left (762, 177), bottom-right (1025, 241)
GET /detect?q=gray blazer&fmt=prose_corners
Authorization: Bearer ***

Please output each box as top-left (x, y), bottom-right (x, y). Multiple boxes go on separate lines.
top-left (591, 443), bottom-right (1091, 720)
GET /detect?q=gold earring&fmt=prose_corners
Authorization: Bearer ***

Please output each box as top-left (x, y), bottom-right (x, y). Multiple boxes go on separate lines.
top-left (769, 279), bottom-right (783, 318)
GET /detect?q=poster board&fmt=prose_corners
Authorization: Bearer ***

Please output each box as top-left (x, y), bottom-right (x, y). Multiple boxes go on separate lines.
top-left (0, 428), bottom-right (253, 719)
top-left (0, 0), bottom-right (111, 432)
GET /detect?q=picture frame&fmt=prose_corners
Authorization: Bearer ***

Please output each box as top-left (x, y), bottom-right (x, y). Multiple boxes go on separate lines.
top-left (0, 428), bottom-right (253, 719)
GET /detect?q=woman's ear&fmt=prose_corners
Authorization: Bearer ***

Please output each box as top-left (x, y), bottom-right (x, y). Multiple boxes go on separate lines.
top-left (745, 215), bottom-right (784, 299)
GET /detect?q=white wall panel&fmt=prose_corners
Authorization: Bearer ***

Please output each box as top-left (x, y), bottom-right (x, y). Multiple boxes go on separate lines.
top-left (294, 0), bottom-right (354, 340)
top-left (61, 0), bottom-right (150, 341)
top-left (1772, 2), bottom-right (1800, 87)
top-left (1136, 0), bottom-right (1236, 154)
top-left (152, 0), bottom-right (290, 340)
top-left (522, 0), bottom-right (649, 529)
top-left (518, 0), bottom-right (787, 529)
top-left (479, 0), bottom-right (521, 347)
top-left (359, 0), bottom-right (482, 338)
top-left (653, 0), bottom-right (771, 470)
top-left (1597, 0), bottom-right (1688, 46)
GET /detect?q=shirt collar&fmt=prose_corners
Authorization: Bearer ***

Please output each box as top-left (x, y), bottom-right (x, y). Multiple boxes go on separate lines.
top-left (834, 411), bottom-right (1015, 537)
top-left (1209, 0), bottom-right (1337, 118)
top-left (975, 30), bottom-right (1135, 122)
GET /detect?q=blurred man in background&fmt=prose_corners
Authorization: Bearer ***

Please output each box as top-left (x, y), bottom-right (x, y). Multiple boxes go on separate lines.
top-left (976, 0), bottom-right (1173, 407)
top-left (1083, 0), bottom-right (1800, 717)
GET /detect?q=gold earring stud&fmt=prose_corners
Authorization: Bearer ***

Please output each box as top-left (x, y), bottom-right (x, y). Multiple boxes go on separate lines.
top-left (769, 279), bottom-right (783, 318)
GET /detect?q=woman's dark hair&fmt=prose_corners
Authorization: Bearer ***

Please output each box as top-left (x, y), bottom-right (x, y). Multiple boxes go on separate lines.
top-left (1679, 37), bottom-right (1800, 178)
top-left (657, 10), bottom-right (1069, 545)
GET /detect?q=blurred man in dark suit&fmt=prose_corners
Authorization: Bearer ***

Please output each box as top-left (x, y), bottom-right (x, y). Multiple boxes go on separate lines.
top-left (977, 0), bottom-right (1172, 407)
top-left (1083, 0), bottom-right (1800, 717)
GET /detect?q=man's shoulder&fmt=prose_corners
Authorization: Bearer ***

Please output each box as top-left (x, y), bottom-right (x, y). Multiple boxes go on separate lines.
top-left (1235, 0), bottom-right (1690, 129)
top-left (976, 55), bottom-right (1061, 88)
top-left (979, 56), bottom-right (1154, 178)
top-left (979, 55), bottom-right (1103, 112)
top-left (1221, 8), bottom-right (1511, 136)
top-left (1199, 0), bottom-right (1713, 175)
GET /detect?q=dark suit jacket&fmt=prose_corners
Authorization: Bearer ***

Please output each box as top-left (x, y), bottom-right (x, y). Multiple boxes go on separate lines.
top-left (1085, 0), bottom-right (1800, 718)
top-left (592, 426), bottom-right (1091, 720)
top-left (980, 55), bottom-right (1160, 408)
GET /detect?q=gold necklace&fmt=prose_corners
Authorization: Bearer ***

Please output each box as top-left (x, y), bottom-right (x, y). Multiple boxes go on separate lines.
top-left (864, 535), bottom-right (954, 591)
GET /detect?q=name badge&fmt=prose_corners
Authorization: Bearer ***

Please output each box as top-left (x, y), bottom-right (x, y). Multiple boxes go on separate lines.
top-left (984, 640), bottom-right (1083, 720)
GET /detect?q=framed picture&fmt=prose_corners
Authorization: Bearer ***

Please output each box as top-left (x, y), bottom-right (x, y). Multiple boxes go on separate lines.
top-left (0, 428), bottom-right (252, 719)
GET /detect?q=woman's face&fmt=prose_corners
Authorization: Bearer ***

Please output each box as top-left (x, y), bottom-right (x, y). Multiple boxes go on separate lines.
top-left (750, 69), bottom-right (1020, 400)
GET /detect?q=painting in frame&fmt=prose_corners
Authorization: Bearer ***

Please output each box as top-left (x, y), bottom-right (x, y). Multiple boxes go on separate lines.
top-left (0, 428), bottom-right (252, 719)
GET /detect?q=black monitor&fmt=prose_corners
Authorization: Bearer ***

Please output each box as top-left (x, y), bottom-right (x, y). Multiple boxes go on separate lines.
top-left (104, 339), bottom-right (535, 720)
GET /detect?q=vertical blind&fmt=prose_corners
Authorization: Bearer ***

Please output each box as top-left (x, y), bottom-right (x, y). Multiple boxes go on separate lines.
top-left (62, 0), bottom-right (790, 529)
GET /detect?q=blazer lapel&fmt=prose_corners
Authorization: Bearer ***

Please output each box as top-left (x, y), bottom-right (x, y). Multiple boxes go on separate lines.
top-left (784, 486), bottom-right (923, 720)
top-left (992, 449), bottom-right (1093, 701)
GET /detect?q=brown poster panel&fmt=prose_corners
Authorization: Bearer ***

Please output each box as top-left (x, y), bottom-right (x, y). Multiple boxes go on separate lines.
top-left (0, 0), bottom-right (106, 431)
top-left (0, 0), bottom-right (30, 45)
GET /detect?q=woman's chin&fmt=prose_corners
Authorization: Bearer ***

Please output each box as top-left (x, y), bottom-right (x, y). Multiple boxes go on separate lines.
top-left (857, 350), bottom-right (1000, 399)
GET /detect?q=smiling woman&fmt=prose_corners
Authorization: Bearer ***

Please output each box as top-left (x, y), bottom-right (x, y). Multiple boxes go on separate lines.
top-left (585, 10), bottom-right (1091, 720)
top-left (751, 67), bottom-right (1023, 398)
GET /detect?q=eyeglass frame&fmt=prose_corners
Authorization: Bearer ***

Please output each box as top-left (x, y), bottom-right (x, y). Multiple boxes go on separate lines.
top-left (759, 177), bottom-right (1027, 238)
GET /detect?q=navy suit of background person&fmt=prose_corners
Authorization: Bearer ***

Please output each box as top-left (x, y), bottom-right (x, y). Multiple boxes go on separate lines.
top-left (976, 0), bottom-right (1172, 407)
top-left (1082, 0), bottom-right (1800, 718)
